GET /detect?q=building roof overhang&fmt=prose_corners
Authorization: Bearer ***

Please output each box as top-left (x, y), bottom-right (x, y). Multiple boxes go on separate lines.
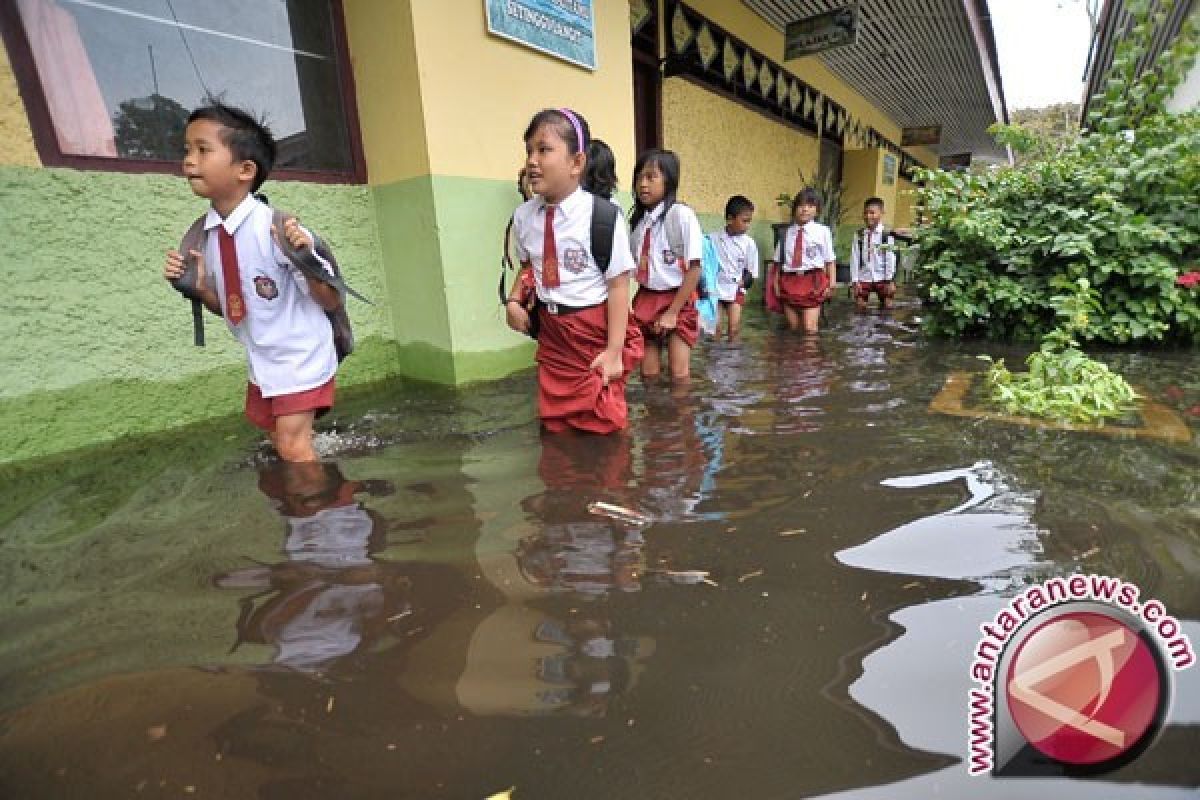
top-left (742, 0), bottom-right (1010, 161)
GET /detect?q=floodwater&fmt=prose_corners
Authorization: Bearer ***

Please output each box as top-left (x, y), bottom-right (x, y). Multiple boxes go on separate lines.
top-left (2, 299), bottom-right (1198, 799)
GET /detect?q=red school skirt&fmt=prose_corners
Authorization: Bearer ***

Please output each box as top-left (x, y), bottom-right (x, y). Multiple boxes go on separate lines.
top-left (535, 303), bottom-right (644, 434)
top-left (631, 287), bottom-right (699, 347)
top-left (778, 270), bottom-right (829, 309)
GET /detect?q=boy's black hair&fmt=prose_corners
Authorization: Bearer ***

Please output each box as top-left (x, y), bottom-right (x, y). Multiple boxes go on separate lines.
top-left (629, 149), bottom-right (681, 229)
top-left (583, 138), bottom-right (617, 199)
top-left (864, 196), bottom-right (885, 210)
top-left (724, 195), bottom-right (754, 219)
top-left (791, 187), bottom-right (822, 216)
top-left (188, 102), bottom-right (276, 193)
top-left (524, 108), bottom-right (591, 156)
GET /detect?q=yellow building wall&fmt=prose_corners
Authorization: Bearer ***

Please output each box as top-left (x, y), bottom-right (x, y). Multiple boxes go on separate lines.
top-left (841, 148), bottom-right (881, 222)
top-left (0, 41), bottom-right (41, 167)
top-left (411, 0), bottom-right (636, 184)
top-left (342, 0), bottom-right (430, 185)
top-left (662, 77), bottom-right (818, 220)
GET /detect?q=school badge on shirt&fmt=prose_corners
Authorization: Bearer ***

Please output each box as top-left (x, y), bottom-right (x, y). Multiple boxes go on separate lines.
top-left (563, 247), bottom-right (588, 274)
top-left (662, 249), bottom-right (677, 265)
top-left (254, 274), bottom-right (279, 300)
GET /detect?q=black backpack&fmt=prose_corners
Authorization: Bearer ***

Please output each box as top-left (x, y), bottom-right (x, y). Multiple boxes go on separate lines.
top-left (171, 207), bottom-right (369, 361)
top-left (498, 193), bottom-right (619, 339)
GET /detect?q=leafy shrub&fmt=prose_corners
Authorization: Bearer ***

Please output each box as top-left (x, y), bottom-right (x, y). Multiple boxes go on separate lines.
top-left (911, 0), bottom-right (1199, 345)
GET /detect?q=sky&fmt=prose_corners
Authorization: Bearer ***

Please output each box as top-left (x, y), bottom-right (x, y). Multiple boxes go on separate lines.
top-left (989, 0), bottom-right (1096, 109)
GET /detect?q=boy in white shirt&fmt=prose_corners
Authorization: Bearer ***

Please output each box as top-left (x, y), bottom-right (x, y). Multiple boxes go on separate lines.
top-left (709, 195), bottom-right (760, 342)
top-left (850, 197), bottom-right (898, 311)
top-left (768, 188), bottom-right (837, 334)
top-left (162, 102), bottom-right (342, 462)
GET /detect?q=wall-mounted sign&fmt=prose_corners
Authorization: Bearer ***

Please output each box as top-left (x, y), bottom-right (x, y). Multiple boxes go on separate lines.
top-left (784, 2), bottom-right (859, 60)
top-left (902, 125), bottom-right (942, 146)
top-left (486, 0), bottom-right (596, 71)
top-left (882, 152), bottom-right (897, 186)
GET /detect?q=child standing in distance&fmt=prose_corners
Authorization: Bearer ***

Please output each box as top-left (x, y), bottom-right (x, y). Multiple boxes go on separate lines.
top-left (709, 195), bottom-right (759, 341)
top-left (162, 102), bottom-right (342, 462)
top-left (505, 108), bottom-right (643, 434)
top-left (770, 188), bottom-right (836, 334)
top-left (629, 150), bottom-right (704, 383)
top-left (850, 196), bottom-right (897, 311)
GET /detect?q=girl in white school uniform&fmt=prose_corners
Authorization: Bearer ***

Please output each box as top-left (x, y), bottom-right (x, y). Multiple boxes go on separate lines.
top-left (629, 149), bottom-right (704, 384)
top-left (768, 188), bottom-right (836, 334)
top-left (504, 108), bottom-right (644, 434)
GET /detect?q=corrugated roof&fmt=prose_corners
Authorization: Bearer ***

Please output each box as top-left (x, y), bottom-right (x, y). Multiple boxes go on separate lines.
top-left (742, 0), bottom-right (1009, 160)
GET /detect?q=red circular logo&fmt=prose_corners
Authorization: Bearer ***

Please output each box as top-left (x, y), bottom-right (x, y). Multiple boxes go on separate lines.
top-left (1006, 611), bottom-right (1163, 765)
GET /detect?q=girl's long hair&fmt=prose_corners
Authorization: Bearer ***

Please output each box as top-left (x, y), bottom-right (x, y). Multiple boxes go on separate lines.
top-left (629, 149), bottom-right (681, 229)
top-left (583, 139), bottom-right (617, 199)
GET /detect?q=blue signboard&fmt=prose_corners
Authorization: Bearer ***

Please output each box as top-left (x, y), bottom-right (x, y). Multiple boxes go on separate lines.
top-left (486, 0), bottom-right (597, 71)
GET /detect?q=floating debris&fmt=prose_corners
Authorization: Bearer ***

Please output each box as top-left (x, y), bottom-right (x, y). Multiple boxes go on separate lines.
top-left (326, 696), bottom-right (335, 713)
top-left (738, 569), bottom-right (764, 583)
top-left (778, 529), bottom-right (807, 537)
top-left (485, 787), bottom-right (516, 800)
top-left (146, 725), bottom-right (167, 742)
top-left (1078, 546), bottom-right (1101, 559)
top-left (587, 501), bottom-right (651, 526)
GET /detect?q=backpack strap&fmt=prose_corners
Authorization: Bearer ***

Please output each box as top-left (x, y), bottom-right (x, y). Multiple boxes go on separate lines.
top-left (499, 214), bottom-right (516, 304)
top-left (271, 208), bottom-right (359, 362)
top-left (662, 203), bottom-right (688, 264)
top-left (589, 193), bottom-right (618, 271)
top-left (271, 209), bottom-right (371, 305)
top-left (176, 215), bottom-right (210, 346)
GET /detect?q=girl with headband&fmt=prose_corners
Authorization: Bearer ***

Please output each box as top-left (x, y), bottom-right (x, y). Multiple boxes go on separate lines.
top-left (504, 108), bottom-right (643, 434)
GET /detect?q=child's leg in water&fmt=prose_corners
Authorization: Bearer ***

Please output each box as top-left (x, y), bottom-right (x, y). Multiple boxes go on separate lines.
top-left (641, 342), bottom-right (663, 381)
top-left (783, 305), bottom-right (802, 331)
top-left (667, 333), bottom-right (690, 383)
top-left (801, 305), bottom-right (821, 334)
top-left (726, 302), bottom-right (742, 341)
top-left (271, 411), bottom-right (319, 462)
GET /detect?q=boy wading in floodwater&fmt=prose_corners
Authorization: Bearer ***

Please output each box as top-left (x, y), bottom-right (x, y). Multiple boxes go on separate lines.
top-left (163, 103), bottom-right (343, 462)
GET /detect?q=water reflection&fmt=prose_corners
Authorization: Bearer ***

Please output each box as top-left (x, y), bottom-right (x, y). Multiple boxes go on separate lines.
top-left (213, 461), bottom-right (403, 674)
top-left (1, 303), bottom-right (1197, 798)
top-left (827, 461), bottom-right (1200, 797)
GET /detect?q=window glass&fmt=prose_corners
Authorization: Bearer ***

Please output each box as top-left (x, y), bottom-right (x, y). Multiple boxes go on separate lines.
top-left (15, 0), bottom-right (354, 172)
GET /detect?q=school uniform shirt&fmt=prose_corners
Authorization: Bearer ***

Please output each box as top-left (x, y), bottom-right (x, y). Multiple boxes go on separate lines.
top-left (775, 221), bottom-right (836, 273)
top-left (203, 194), bottom-right (337, 397)
top-left (513, 185), bottom-right (636, 307)
top-left (629, 201), bottom-right (705, 291)
top-left (710, 230), bottom-right (760, 302)
top-left (850, 224), bottom-right (897, 283)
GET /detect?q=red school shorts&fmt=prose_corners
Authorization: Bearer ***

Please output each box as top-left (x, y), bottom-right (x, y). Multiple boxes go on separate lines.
top-left (245, 378), bottom-right (336, 432)
top-left (778, 270), bottom-right (829, 309)
top-left (854, 280), bottom-right (896, 302)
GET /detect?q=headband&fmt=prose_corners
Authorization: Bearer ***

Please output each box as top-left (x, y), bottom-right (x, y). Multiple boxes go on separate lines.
top-left (558, 107), bottom-right (586, 152)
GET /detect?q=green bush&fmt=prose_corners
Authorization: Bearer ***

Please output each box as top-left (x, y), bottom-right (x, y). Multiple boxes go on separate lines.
top-left (913, 111), bottom-right (1199, 344)
top-left (911, 0), bottom-right (1199, 345)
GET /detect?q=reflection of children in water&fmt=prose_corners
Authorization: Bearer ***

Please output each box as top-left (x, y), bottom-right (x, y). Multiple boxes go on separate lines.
top-left (213, 461), bottom-right (412, 674)
top-left (488, 433), bottom-right (656, 716)
top-left (517, 432), bottom-right (645, 594)
top-left (528, 613), bottom-right (654, 716)
top-left (630, 393), bottom-right (711, 522)
top-left (765, 334), bottom-right (834, 434)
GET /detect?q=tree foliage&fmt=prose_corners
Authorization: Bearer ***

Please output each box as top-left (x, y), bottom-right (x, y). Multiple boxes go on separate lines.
top-left (911, 0), bottom-right (1199, 346)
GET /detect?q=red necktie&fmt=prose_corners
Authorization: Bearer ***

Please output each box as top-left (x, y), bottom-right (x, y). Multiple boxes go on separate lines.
top-left (791, 225), bottom-right (805, 271)
top-left (636, 225), bottom-right (653, 284)
top-left (217, 226), bottom-right (246, 324)
top-left (542, 205), bottom-right (560, 289)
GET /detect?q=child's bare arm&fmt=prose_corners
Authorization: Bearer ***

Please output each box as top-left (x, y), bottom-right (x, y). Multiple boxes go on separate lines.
top-left (274, 217), bottom-right (343, 312)
top-left (164, 248), bottom-right (222, 315)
